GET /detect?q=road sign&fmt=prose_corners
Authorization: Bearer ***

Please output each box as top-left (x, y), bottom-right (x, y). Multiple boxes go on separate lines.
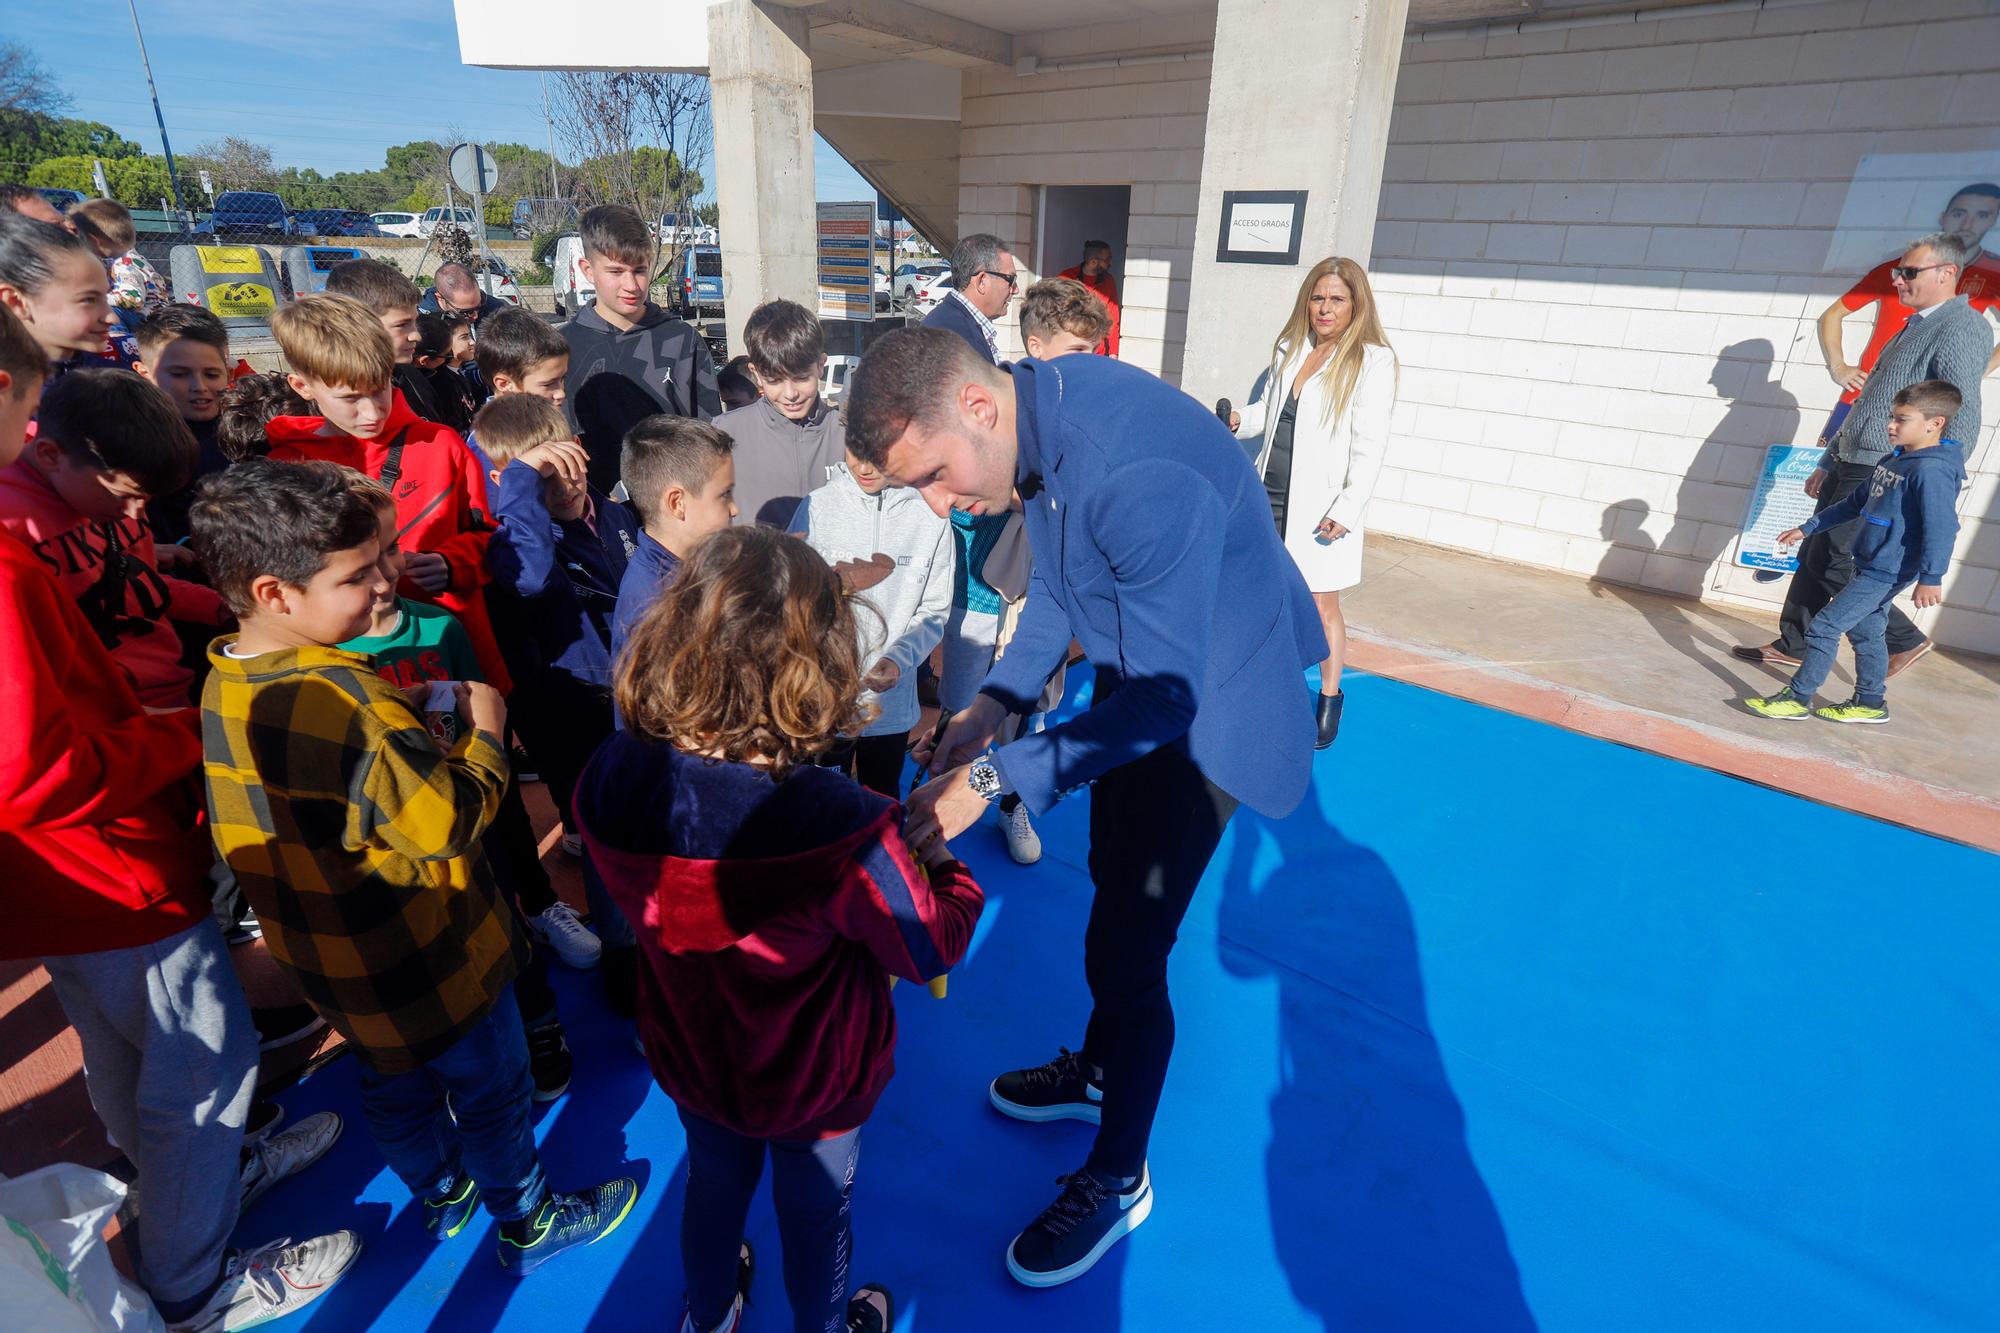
top-left (448, 143), bottom-right (500, 196)
top-left (198, 169), bottom-right (214, 198)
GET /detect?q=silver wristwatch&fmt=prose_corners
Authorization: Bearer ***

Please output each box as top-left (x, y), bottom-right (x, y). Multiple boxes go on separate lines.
top-left (967, 758), bottom-right (1004, 802)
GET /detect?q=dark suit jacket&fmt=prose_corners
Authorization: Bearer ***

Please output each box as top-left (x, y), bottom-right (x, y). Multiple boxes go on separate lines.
top-left (981, 356), bottom-right (1327, 819)
top-left (922, 293), bottom-right (997, 365)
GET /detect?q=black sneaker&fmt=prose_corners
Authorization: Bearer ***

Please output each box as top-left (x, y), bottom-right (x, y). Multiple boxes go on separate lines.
top-left (496, 1178), bottom-right (640, 1277)
top-left (253, 1003), bottom-right (327, 1051)
top-left (510, 745), bottom-right (540, 784)
top-left (600, 945), bottom-right (639, 1020)
top-left (527, 1023), bottom-right (573, 1102)
top-left (989, 1047), bottom-right (1102, 1125)
top-left (1005, 1165), bottom-right (1152, 1288)
top-left (846, 1282), bottom-right (894, 1331)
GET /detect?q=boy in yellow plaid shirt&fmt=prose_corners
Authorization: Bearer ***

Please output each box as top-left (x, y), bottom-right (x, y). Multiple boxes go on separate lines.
top-left (191, 456), bottom-right (640, 1277)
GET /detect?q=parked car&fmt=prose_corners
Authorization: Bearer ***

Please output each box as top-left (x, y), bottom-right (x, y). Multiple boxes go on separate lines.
top-left (874, 265), bottom-right (891, 310)
top-left (894, 261), bottom-right (949, 302)
top-left (672, 244), bottom-right (724, 319)
top-left (551, 234), bottom-right (594, 319)
top-left (35, 187), bottom-right (86, 213)
top-left (293, 208), bottom-right (384, 239)
top-left (512, 197), bottom-right (578, 239)
top-left (908, 268), bottom-right (954, 311)
top-left (371, 211), bottom-right (422, 238)
top-left (475, 255), bottom-right (524, 308)
top-left (654, 212), bottom-right (717, 247)
top-left (202, 191), bottom-right (293, 240)
top-left (419, 206), bottom-right (479, 237)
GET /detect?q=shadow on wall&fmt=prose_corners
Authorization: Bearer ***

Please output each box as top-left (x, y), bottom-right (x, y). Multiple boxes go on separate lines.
top-left (1217, 792), bottom-right (1534, 1331)
top-left (1592, 500), bottom-right (1760, 695)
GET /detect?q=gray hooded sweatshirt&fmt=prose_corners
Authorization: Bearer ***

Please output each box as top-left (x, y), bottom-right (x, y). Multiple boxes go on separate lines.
top-left (800, 466), bottom-right (954, 735)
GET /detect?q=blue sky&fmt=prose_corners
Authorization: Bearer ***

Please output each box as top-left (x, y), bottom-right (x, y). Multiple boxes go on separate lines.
top-left (5, 2), bottom-right (873, 202)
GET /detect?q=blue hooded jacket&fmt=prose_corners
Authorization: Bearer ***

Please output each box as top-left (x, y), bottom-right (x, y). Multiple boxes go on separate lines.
top-left (1799, 439), bottom-right (1966, 587)
top-left (487, 460), bottom-right (640, 687)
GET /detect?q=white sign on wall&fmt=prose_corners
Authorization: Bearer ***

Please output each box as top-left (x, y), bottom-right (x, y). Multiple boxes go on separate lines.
top-left (1217, 190), bottom-right (1307, 266)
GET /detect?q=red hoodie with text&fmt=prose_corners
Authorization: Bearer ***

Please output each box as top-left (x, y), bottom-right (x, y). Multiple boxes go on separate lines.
top-left (265, 391), bottom-right (510, 692)
top-left (0, 527), bottom-right (211, 960)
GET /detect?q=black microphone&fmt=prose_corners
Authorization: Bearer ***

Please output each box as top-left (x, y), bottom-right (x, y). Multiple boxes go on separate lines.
top-left (1214, 396), bottom-right (1232, 424)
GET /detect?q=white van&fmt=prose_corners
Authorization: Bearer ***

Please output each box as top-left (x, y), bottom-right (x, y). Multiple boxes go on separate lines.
top-left (551, 235), bottom-right (595, 319)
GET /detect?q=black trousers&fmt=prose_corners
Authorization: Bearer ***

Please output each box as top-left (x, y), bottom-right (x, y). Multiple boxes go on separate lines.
top-left (483, 773), bottom-right (560, 1030)
top-left (1081, 715), bottom-right (1237, 1180)
top-left (1776, 460), bottom-right (1926, 657)
top-left (816, 731), bottom-right (910, 800)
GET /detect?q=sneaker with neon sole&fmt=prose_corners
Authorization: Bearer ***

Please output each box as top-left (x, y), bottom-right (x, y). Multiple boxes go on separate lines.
top-left (1745, 689), bottom-right (1812, 720)
top-left (1814, 697), bottom-right (1890, 724)
top-left (423, 1175), bottom-right (482, 1240)
top-left (496, 1178), bottom-right (640, 1277)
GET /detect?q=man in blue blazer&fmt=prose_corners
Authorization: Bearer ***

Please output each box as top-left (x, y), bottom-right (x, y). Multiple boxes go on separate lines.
top-left (849, 328), bottom-right (1326, 1288)
top-left (921, 232), bottom-right (1016, 363)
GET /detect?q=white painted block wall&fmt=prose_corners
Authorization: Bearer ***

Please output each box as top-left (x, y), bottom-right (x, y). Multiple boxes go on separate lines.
top-left (1374, 0), bottom-right (2000, 652)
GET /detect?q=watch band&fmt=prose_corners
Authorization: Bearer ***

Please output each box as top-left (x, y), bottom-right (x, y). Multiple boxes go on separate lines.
top-left (967, 758), bottom-right (1003, 802)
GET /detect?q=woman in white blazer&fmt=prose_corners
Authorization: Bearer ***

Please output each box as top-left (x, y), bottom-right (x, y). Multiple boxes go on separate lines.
top-left (1232, 256), bottom-right (1397, 749)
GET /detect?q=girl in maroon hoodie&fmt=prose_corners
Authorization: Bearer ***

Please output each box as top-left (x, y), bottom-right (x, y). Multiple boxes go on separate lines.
top-left (576, 525), bottom-right (983, 1333)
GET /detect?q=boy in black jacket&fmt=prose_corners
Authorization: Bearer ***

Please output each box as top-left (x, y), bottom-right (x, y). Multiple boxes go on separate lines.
top-left (561, 204), bottom-right (721, 494)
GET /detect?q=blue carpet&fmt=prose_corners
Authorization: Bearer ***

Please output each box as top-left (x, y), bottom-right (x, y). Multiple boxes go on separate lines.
top-left (243, 672), bottom-right (1998, 1331)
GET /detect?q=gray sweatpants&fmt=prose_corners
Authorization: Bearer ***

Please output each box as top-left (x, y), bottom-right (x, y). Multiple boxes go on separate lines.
top-left (40, 918), bottom-right (259, 1305)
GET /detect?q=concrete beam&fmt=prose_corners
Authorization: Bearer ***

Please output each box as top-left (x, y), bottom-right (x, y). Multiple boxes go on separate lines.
top-left (1181, 0), bottom-right (1411, 408)
top-left (453, 0), bottom-right (721, 71)
top-left (814, 58), bottom-right (962, 120)
top-left (768, 0), bottom-right (1014, 66)
top-left (709, 0), bottom-right (821, 351)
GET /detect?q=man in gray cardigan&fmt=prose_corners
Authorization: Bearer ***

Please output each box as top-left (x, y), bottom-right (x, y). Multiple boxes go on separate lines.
top-left (1737, 232), bottom-right (1993, 674)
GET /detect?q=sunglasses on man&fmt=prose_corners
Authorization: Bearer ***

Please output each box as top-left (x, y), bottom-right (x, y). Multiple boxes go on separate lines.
top-left (979, 269), bottom-right (1019, 289)
top-left (1891, 263), bottom-right (1955, 281)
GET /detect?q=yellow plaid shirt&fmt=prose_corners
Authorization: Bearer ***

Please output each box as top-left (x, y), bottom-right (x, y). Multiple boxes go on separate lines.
top-left (201, 640), bottom-right (523, 1073)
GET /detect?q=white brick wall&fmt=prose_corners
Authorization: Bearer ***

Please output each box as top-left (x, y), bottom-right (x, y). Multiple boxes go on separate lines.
top-left (1378, 0), bottom-right (2000, 653)
top-left (957, 28), bottom-right (1212, 378)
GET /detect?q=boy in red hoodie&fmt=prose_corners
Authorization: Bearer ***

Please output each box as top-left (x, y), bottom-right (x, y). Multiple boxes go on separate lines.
top-left (0, 368), bottom-right (232, 708)
top-left (577, 526), bottom-right (984, 1333)
top-left (264, 292), bottom-right (509, 691)
top-left (0, 307), bottom-right (357, 1329)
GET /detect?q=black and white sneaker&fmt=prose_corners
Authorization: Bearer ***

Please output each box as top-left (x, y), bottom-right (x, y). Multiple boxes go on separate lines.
top-left (989, 1047), bottom-right (1103, 1125)
top-left (527, 1022), bottom-right (573, 1102)
top-left (1006, 1164), bottom-right (1152, 1288)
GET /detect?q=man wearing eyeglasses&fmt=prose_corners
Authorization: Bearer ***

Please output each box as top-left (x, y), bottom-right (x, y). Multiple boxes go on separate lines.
top-left (1737, 230), bottom-right (1993, 673)
top-left (924, 232), bottom-right (1018, 365)
top-left (419, 262), bottom-right (509, 325)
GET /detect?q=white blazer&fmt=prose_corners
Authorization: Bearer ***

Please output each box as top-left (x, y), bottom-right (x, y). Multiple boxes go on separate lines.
top-left (1234, 340), bottom-right (1396, 552)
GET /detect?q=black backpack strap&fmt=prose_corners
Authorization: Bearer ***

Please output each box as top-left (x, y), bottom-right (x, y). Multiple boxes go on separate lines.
top-left (376, 426), bottom-right (411, 490)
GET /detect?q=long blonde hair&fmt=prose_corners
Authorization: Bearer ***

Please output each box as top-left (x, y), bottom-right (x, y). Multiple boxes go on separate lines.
top-left (1272, 256), bottom-right (1394, 428)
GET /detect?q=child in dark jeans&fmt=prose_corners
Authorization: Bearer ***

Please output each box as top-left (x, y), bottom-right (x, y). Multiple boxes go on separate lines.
top-left (192, 458), bottom-right (638, 1279)
top-left (576, 526), bottom-right (984, 1333)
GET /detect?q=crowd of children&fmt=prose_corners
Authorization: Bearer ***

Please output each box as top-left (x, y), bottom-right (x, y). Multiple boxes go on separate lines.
top-left (0, 205), bottom-right (1157, 1333)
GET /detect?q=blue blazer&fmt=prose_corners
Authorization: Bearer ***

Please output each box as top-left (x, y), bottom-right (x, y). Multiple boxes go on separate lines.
top-left (921, 293), bottom-right (997, 364)
top-left (982, 356), bottom-right (1327, 819)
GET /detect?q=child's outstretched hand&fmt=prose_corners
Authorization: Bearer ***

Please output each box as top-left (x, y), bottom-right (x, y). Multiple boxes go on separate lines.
top-left (1774, 527), bottom-right (1806, 551)
top-left (518, 439), bottom-right (589, 486)
top-left (863, 659), bottom-right (901, 692)
top-left (406, 551), bottom-right (451, 593)
top-left (1914, 583), bottom-right (1942, 609)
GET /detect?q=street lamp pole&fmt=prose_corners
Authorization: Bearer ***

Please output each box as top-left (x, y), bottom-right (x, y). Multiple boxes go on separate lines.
top-left (125, 0), bottom-right (190, 239)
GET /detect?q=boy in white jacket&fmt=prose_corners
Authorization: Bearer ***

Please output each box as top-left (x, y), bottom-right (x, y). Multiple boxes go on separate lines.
top-left (797, 447), bottom-right (954, 797)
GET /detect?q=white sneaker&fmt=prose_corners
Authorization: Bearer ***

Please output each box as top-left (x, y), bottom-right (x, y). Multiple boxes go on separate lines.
top-left (165, 1231), bottom-right (361, 1331)
top-left (560, 832), bottom-right (583, 857)
top-left (1005, 803), bottom-right (1042, 865)
top-left (240, 1111), bottom-right (343, 1215)
top-left (528, 901), bottom-right (603, 969)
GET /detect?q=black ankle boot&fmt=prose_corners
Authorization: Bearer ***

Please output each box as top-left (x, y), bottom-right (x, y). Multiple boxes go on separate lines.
top-left (1314, 691), bottom-right (1343, 750)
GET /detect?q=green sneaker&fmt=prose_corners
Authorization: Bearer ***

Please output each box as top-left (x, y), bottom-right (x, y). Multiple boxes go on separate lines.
top-left (423, 1175), bottom-right (481, 1240)
top-left (1814, 697), bottom-right (1890, 725)
top-left (496, 1178), bottom-right (639, 1277)
top-left (1745, 690), bottom-right (1811, 720)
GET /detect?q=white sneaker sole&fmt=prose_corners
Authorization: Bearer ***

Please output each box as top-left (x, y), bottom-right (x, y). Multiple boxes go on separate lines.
top-left (1004, 1178), bottom-right (1152, 1288)
top-left (989, 1080), bottom-right (1102, 1125)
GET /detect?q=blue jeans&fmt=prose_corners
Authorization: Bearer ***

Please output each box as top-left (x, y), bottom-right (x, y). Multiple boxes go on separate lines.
top-left (1791, 572), bottom-right (1910, 704)
top-left (355, 986), bottom-right (548, 1221)
top-left (678, 1106), bottom-right (860, 1333)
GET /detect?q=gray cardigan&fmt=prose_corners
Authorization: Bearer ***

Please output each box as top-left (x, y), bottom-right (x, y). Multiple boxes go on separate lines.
top-left (1822, 294), bottom-right (1993, 469)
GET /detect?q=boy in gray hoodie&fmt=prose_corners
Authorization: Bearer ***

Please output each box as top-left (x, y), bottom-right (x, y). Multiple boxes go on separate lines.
top-left (798, 446), bottom-right (954, 796)
top-left (1747, 380), bottom-right (1968, 725)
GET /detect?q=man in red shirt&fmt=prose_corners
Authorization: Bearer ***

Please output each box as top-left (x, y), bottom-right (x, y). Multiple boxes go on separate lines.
top-left (1059, 240), bottom-right (1121, 358)
top-left (1814, 182), bottom-right (2000, 443)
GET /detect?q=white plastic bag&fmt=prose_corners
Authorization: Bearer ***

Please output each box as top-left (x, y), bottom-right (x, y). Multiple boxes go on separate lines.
top-left (0, 1165), bottom-right (163, 1332)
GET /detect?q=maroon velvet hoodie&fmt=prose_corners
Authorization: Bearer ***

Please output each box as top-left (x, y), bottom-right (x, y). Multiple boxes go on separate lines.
top-left (577, 734), bottom-right (984, 1140)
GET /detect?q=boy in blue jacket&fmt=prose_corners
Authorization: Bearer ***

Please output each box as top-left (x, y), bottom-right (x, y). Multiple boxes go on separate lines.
top-left (478, 393), bottom-right (643, 994)
top-left (1748, 380), bottom-right (1967, 725)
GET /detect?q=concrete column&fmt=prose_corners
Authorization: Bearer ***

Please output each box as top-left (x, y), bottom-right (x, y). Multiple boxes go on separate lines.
top-left (708, 0), bottom-right (818, 354)
top-left (1180, 0), bottom-right (1410, 410)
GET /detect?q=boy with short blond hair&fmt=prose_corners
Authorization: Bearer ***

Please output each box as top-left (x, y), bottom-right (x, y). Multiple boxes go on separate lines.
top-left (562, 203), bottom-right (720, 492)
top-left (323, 256), bottom-right (452, 427)
top-left (1020, 277), bottom-right (1114, 360)
top-left (265, 292), bottom-right (509, 691)
top-left (194, 457), bottom-right (639, 1277)
top-left (715, 298), bottom-right (845, 529)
